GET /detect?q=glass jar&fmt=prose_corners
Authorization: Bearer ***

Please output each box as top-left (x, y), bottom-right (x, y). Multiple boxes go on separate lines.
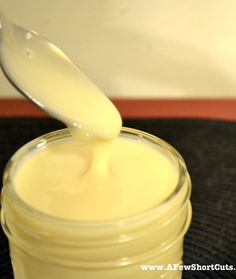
top-left (1, 128), bottom-right (191, 279)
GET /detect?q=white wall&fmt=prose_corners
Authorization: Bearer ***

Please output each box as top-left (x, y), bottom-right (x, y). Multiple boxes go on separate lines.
top-left (1, 0), bottom-right (236, 99)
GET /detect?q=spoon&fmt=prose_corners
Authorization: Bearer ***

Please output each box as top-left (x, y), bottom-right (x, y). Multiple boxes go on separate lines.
top-left (0, 17), bottom-right (122, 140)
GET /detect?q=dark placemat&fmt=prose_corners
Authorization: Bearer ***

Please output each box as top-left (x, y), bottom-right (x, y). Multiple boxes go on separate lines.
top-left (0, 117), bottom-right (236, 279)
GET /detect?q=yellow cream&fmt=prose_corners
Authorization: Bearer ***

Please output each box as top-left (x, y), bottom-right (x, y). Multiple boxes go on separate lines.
top-left (0, 19), bottom-right (178, 221)
top-left (14, 136), bottom-right (178, 221)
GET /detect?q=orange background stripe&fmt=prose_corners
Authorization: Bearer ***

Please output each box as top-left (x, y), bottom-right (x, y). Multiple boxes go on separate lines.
top-left (0, 99), bottom-right (236, 121)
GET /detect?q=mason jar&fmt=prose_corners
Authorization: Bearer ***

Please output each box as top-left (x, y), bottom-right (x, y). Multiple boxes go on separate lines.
top-left (1, 128), bottom-right (192, 279)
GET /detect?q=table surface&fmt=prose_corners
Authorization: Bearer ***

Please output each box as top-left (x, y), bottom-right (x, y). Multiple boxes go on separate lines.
top-left (0, 117), bottom-right (236, 279)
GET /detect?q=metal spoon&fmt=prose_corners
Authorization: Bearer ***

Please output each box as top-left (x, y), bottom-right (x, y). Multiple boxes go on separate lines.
top-left (0, 17), bottom-right (122, 140)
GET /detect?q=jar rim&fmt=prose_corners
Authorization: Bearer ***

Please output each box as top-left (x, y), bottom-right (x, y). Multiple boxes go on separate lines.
top-left (2, 127), bottom-right (189, 229)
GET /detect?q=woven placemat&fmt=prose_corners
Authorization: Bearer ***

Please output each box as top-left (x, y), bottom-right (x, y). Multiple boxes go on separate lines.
top-left (0, 118), bottom-right (236, 278)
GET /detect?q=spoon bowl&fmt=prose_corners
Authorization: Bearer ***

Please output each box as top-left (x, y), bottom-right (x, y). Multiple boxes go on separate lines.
top-left (0, 18), bottom-right (122, 140)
